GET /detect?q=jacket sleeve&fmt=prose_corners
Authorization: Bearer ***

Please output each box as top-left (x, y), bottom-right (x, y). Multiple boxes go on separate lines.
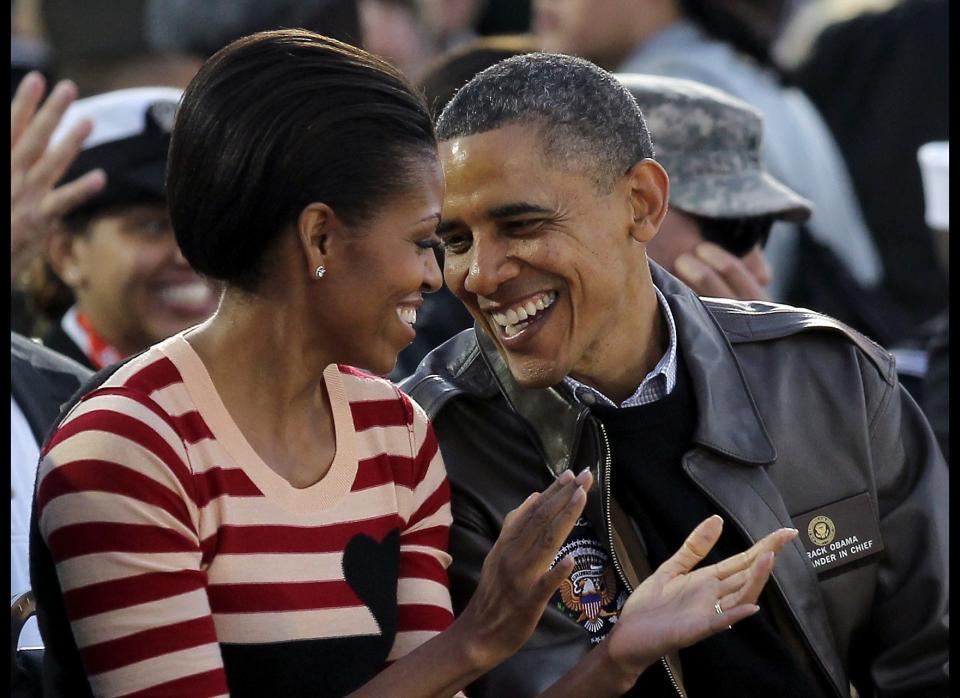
top-left (863, 374), bottom-right (949, 696)
top-left (433, 400), bottom-right (594, 698)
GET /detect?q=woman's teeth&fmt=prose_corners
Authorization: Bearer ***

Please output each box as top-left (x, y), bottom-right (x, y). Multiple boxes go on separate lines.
top-left (398, 307), bottom-right (417, 325)
top-left (491, 291), bottom-right (557, 337)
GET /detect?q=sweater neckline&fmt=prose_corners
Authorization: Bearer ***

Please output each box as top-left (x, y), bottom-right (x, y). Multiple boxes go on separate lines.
top-left (159, 333), bottom-right (358, 515)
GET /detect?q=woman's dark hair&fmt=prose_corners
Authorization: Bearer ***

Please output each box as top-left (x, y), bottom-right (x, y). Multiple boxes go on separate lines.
top-left (167, 29), bottom-right (437, 292)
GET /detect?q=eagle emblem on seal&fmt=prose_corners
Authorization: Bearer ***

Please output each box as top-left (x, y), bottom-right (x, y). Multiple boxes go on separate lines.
top-left (560, 564), bottom-right (619, 630)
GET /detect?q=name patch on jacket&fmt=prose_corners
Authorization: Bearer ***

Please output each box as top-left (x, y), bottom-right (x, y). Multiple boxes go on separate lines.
top-left (794, 492), bottom-right (884, 574)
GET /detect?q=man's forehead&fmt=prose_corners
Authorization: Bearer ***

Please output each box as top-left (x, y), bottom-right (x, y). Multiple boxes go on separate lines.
top-left (439, 121), bottom-right (547, 167)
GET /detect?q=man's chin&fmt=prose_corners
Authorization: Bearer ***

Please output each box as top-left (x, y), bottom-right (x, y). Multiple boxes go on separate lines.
top-left (505, 354), bottom-right (567, 390)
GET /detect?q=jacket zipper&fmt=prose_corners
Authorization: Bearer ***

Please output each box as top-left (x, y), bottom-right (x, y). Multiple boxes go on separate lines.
top-left (598, 422), bottom-right (684, 698)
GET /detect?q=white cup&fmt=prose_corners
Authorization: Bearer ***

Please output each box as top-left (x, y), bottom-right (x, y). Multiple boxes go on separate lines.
top-left (917, 141), bottom-right (949, 231)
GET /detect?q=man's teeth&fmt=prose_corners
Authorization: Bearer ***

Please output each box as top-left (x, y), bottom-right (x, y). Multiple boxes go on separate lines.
top-left (492, 291), bottom-right (557, 336)
top-left (398, 307), bottom-right (417, 325)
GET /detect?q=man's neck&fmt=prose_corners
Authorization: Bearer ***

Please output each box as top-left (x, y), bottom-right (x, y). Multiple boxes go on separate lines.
top-left (568, 284), bottom-right (667, 405)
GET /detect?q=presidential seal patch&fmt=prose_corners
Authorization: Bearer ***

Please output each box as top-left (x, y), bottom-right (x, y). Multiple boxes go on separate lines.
top-left (549, 518), bottom-right (627, 643)
top-left (808, 515), bottom-right (836, 546)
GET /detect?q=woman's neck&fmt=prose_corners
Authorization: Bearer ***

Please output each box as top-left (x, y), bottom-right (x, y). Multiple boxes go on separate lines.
top-left (185, 287), bottom-right (335, 423)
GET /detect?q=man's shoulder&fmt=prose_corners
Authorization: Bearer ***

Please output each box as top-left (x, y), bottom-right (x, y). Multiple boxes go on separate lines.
top-left (699, 296), bottom-right (896, 384)
top-left (400, 328), bottom-right (498, 419)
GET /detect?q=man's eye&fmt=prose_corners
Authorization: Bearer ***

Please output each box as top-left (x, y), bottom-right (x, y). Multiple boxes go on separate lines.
top-left (503, 219), bottom-right (544, 233)
top-left (440, 235), bottom-right (471, 254)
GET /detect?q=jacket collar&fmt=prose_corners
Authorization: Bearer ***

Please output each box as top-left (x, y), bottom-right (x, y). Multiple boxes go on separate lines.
top-left (473, 261), bottom-right (777, 468)
top-left (652, 263), bottom-right (777, 465)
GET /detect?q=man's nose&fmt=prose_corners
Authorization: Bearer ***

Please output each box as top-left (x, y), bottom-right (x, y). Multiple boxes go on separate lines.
top-left (462, 236), bottom-right (517, 297)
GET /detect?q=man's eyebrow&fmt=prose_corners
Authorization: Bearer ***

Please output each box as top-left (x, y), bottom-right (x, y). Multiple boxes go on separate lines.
top-left (488, 202), bottom-right (553, 218)
top-left (436, 219), bottom-right (461, 235)
top-left (436, 203), bottom-right (553, 235)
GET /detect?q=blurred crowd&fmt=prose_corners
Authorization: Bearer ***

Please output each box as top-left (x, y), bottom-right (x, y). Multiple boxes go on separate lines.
top-left (11, 0), bottom-right (948, 365)
top-left (9, 0), bottom-right (949, 694)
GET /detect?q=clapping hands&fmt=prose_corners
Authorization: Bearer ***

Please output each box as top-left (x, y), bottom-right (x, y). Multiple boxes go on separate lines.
top-left (605, 515), bottom-right (798, 679)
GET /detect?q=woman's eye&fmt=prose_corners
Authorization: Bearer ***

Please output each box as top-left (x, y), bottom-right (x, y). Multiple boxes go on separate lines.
top-left (416, 237), bottom-right (442, 250)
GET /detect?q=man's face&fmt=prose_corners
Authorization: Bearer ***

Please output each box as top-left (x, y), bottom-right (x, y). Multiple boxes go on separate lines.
top-left (61, 203), bottom-right (219, 354)
top-left (438, 123), bottom-right (649, 389)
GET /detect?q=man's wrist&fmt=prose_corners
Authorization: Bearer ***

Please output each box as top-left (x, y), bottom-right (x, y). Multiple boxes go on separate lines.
top-left (598, 628), bottom-right (654, 694)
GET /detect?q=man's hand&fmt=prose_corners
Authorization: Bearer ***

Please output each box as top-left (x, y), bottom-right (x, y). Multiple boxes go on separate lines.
top-left (11, 71), bottom-right (106, 282)
top-left (456, 469), bottom-right (593, 668)
top-left (603, 515), bottom-right (798, 681)
top-left (674, 242), bottom-right (772, 301)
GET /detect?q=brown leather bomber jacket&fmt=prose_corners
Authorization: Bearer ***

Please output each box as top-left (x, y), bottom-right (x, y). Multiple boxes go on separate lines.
top-left (401, 263), bottom-right (949, 698)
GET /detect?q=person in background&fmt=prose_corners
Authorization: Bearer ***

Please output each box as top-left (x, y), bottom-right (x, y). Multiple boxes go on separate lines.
top-left (37, 86), bottom-right (219, 369)
top-left (359, 0), bottom-right (435, 81)
top-left (404, 52), bottom-right (948, 697)
top-left (786, 0), bottom-right (948, 339)
top-left (11, 72), bottom-right (106, 336)
top-left (145, 0), bottom-right (364, 59)
top-left (30, 30), bottom-right (794, 698)
top-left (11, 333), bottom-right (92, 681)
top-left (532, 0), bottom-right (903, 345)
top-left (617, 73), bottom-right (811, 301)
top-left (39, 0), bottom-right (202, 96)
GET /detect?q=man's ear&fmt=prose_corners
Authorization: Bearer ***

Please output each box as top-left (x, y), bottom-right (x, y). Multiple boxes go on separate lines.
top-left (297, 202), bottom-right (340, 279)
top-left (46, 227), bottom-right (84, 289)
top-left (626, 158), bottom-right (670, 244)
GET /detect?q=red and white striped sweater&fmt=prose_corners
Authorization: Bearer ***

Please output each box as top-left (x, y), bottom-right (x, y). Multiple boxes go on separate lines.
top-left (34, 333), bottom-right (455, 697)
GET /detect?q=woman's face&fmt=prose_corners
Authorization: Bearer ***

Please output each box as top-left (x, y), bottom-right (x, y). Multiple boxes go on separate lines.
top-left (318, 157), bottom-right (445, 375)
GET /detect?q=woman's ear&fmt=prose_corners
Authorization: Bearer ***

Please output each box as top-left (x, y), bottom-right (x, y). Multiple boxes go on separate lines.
top-left (297, 202), bottom-right (337, 279)
top-left (626, 158), bottom-right (670, 244)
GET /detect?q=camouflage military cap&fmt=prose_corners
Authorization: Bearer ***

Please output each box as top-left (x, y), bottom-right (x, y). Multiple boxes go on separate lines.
top-left (615, 73), bottom-right (812, 222)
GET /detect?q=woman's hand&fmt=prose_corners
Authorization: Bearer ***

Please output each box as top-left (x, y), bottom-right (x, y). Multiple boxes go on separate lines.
top-left (456, 468), bottom-right (594, 668)
top-left (604, 515), bottom-right (798, 681)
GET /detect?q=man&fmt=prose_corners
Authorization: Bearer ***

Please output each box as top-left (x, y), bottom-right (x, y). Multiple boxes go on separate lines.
top-left (403, 54), bottom-right (948, 696)
top-left (531, 0), bottom-right (907, 345)
top-left (617, 73), bottom-right (811, 301)
top-left (41, 87), bottom-right (219, 369)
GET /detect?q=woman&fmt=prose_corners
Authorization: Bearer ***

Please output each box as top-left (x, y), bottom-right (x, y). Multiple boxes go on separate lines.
top-left (31, 30), bottom-right (796, 697)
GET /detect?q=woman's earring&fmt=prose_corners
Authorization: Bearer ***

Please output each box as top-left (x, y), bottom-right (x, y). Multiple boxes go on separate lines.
top-left (315, 265), bottom-right (326, 279)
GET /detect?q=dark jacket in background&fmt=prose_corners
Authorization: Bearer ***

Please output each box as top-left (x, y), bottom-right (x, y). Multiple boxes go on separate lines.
top-left (792, 0), bottom-right (949, 336)
top-left (11, 332), bottom-right (93, 698)
top-left (11, 332), bottom-right (92, 444)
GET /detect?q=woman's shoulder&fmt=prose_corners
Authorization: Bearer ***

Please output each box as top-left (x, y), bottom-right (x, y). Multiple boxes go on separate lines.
top-left (333, 364), bottom-right (431, 431)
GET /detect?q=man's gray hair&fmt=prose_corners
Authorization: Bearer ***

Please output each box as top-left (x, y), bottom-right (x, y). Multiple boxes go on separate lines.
top-left (436, 53), bottom-right (654, 191)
